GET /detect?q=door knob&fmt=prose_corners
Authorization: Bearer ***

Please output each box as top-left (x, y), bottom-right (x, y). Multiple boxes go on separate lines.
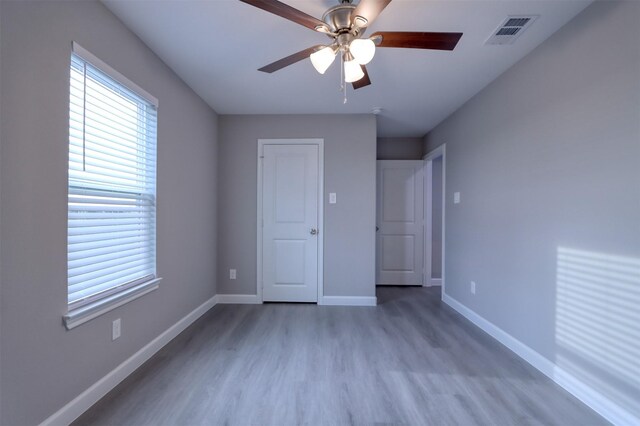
top-left (310, 228), bottom-right (318, 235)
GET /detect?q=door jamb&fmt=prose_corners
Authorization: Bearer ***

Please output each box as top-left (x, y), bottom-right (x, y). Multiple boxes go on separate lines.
top-left (257, 138), bottom-right (325, 304)
top-left (423, 144), bottom-right (446, 298)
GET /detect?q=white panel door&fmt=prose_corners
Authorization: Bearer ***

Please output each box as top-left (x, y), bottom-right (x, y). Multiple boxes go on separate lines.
top-left (376, 160), bottom-right (424, 285)
top-left (262, 144), bottom-right (319, 302)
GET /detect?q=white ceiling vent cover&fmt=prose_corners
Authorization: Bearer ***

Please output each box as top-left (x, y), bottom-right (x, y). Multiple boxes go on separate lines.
top-left (485, 15), bottom-right (538, 45)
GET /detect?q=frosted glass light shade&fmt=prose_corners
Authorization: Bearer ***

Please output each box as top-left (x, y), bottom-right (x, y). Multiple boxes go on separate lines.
top-left (344, 59), bottom-right (365, 83)
top-left (349, 38), bottom-right (376, 65)
top-left (310, 46), bottom-right (336, 74)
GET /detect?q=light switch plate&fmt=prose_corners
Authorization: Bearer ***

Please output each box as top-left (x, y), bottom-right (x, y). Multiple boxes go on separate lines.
top-left (454, 192), bottom-right (461, 204)
top-left (230, 269), bottom-right (236, 280)
top-left (329, 193), bottom-right (337, 204)
top-left (112, 318), bottom-right (121, 341)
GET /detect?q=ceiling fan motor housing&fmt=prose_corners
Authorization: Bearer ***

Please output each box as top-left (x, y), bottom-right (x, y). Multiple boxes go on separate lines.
top-left (322, 4), bottom-right (357, 35)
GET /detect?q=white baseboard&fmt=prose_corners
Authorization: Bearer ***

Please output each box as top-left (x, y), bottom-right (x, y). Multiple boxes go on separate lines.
top-left (216, 294), bottom-right (377, 306)
top-left (40, 295), bottom-right (218, 426)
top-left (424, 278), bottom-right (442, 287)
top-left (216, 294), bottom-right (262, 304)
top-left (442, 293), bottom-right (639, 426)
top-left (320, 296), bottom-right (377, 306)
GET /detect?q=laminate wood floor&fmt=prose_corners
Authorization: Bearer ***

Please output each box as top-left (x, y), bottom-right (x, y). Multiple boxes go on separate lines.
top-left (74, 286), bottom-right (606, 426)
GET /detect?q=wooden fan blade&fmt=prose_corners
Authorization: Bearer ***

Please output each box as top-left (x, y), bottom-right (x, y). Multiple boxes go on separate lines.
top-left (351, 0), bottom-right (392, 28)
top-left (352, 65), bottom-right (371, 90)
top-left (258, 45), bottom-right (323, 73)
top-left (240, 0), bottom-right (327, 32)
top-left (372, 32), bottom-right (463, 50)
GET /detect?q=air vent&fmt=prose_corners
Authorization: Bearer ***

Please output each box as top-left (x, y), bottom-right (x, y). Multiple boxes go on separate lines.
top-left (486, 15), bottom-right (537, 45)
top-left (505, 18), bottom-right (531, 27)
top-left (496, 27), bottom-right (520, 36)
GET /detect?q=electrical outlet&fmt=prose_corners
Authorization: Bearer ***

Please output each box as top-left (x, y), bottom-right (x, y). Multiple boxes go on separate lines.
top-left (454, 192), bottom-right (461, 204)
top-left (470, 281), bottom-right (476, 295)
top-left (112, 318), bottom-right (121, 341)
top-left (230, 269), bottom-right (237, 280)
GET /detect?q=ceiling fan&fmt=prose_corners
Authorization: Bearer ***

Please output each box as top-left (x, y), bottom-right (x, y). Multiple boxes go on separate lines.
top-left (240, 0), bottom-right (463, 98)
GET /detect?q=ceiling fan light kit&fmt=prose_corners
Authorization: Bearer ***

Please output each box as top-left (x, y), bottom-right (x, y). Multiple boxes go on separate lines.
top-left (344, 53), bottom-right (365, 83)
top-left (241, 0), bottom-right (463, 101)
top-left (349, 38), bottom-right (376, 65)
top-left (310, 45), bottom-right (337, 74)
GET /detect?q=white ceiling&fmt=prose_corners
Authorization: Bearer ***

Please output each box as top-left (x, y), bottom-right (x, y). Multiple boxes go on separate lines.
top-left (103, 0), bottom-right (591, 137)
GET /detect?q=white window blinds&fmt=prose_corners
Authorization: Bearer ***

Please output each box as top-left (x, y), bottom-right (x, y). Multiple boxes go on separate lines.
top-left (68, 48), bottom-right (158, 312)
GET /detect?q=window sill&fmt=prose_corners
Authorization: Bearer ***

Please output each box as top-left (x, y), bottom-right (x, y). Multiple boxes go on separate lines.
top-left (63, 278), bottom-right (162, 330)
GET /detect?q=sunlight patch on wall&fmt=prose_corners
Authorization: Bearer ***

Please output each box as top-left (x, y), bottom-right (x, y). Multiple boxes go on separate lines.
top-left (556, 247), bottom-right (640, 420)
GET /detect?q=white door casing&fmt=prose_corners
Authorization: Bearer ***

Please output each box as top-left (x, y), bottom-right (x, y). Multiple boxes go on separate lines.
top-left (423, 143), bottom-right (447, 294)
top-left (259, 140), bottom-right (322, 302)
top-left (376, 160), bottom-right (424, 285)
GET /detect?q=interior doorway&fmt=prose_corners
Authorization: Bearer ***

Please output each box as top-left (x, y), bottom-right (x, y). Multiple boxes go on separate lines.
top-left (423, 144), bottom-right (446, 294)
top-left (375, 160), bottom-right (425, 285)
top-left (257, 139), bottom-right (324, 303)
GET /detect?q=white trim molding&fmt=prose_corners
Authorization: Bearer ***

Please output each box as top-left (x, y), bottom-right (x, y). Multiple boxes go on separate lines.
top-left (423, 144), bottom-right (446, 296)
top-left (443, 293), bottom-right (639, 426)
top-left (216, 294), bottom-right (262, 304)
top-left (320, 296), bottom-right (377, 306)
top-left (64, 279), bottom-right (161, 330)
top-left (423, 159), bottom-right (433, 287)
top-left (427, 278), bottom-right (442, 287)
top-left (40, 295), bottom-right (218, 426)
top-left (72, 42), bottom-right (158, 106)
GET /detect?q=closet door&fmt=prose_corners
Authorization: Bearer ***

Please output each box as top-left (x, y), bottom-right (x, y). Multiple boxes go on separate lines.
top-left (376, 161), bottom-right (424, 285)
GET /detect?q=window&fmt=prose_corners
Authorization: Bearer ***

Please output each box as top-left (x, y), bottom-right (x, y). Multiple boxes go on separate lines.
top-left (65, 43), bottom-right (159, 329)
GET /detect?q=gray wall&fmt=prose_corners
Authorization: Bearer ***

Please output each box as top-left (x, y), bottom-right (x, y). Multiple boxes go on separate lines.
top-left (218, 115), bottom-right (377, 298)
top-left (431, 157), bottom-right (443, 279)
top-left (0, 1), bottom-right (3, 414)
top-left (0, 1), bottom-right (218, 424)
top-left (424, 1), bottom-right (640, 419)
top-left (377, 137), bottom-right (423, 160)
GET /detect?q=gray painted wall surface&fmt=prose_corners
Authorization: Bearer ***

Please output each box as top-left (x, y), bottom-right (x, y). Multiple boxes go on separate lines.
top-left (218, 115), bottom-right (377, 298)
top-left (431, 157), bottom-right (443, 279)
top-left (377, 137), bottom-right (423, 160)
top-left (424, 1), bottom-right (640, 419)
top-left (0, 1), bottom-right (3, 414)
top-left (0, 1), bottom-right (218, 424)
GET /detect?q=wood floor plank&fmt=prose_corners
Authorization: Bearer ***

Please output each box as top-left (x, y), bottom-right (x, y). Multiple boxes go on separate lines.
top-left (74, 287), bottom-right (607, 425)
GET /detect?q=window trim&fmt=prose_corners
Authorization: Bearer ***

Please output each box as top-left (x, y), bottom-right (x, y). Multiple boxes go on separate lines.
top-left (72, 42), bottom-right (158, 107)
top-left (64, 279), bottom-right (162, 330)
top-left (65, 42), bottom-right (160, 330)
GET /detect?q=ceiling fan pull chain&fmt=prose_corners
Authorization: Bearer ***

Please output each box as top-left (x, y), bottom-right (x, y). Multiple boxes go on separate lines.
top-left (340, 52), bottom-right (344, 91)
top-left (341, 52), bottom-right (348, 104)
